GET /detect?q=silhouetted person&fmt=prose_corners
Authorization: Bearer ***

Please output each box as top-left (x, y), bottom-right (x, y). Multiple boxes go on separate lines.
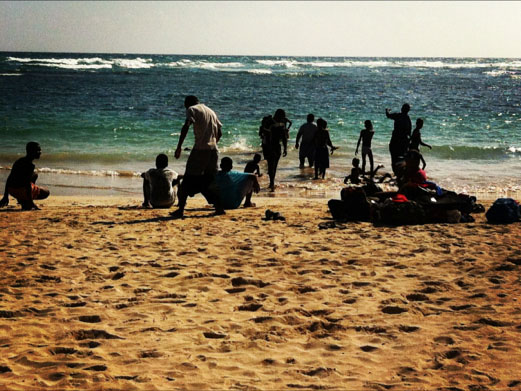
top-left (258, 115), bottom-right (273, 161)
top-left (263, 109), bottom-right (291, 191)
top-left (386, 103), bottom-right (412, 174)
top-left (313, 118), bottom-right (338, 179)
top-left (171, 95), bottom-right (224, 218)
top-left (344, 157), bottom-right (363, 185)
top-left (295, 113), bottom-right (318, 168)
top-left (410, 118), bottom-right (432, 151)
top-left (244, 153), bottom-right (262, 177)
top-left (141, 153), bottom-right (179, 208)
top-left (0, 142), bottom-right (50, 210)
top-left (355, 120), bottom-right (375, 177)
top-left (211, 157), bottom-right (260, 209)
top-left (244, 153), bottom-right (262, 207)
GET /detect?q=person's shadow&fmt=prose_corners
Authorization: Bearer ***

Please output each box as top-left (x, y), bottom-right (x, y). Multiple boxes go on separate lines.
top-left (93, 207), bottom-right (220, 225)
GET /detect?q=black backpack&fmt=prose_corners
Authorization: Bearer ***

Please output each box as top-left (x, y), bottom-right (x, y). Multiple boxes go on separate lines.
top-left (485, 198), bottom-right (520, 224)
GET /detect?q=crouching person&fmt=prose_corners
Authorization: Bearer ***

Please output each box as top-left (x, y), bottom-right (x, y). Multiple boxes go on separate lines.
top-left (0, 142), bottom-right (49, 210)
top-left (142, 153), bottom-right (180, 208)
top-left (212, 157), bottom-right (260, 210)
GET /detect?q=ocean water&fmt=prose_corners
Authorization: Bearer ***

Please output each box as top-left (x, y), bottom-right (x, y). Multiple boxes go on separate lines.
top-left (1, 52), bottom-right (520, 199)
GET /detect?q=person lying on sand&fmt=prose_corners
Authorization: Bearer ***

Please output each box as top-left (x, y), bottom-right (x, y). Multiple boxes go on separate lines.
top-left (0, 142), bottom-right (49, 210)
top-left (141, 153), bottom-right (180, 209)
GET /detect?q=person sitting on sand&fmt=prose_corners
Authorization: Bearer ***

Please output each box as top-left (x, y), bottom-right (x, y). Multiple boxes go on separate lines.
top-left (211, 157), bottom-right (260, 209)
top-left (244, 153), bottom-right (263, 178)
top-left (355, 120), bottom-right (375, 177)
top-left (141, 153), bottom-right (180, 209)
top-left (295, 113), bottom-right (318, 168)
top-left (0, 142), bottom-right (50, 210)
top-left (344, 157), bottom-right (363, 185)
top-left (313, 118), bottom-right (338, 179)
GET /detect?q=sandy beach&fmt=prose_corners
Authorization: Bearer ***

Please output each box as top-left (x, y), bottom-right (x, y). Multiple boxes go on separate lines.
top-left (1, 195), bottom-right (521, 390)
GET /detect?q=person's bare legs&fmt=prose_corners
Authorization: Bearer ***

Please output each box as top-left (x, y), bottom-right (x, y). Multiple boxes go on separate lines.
top-left (368, 150), bottom-right (374, 178)
top-left (142, 178), bottom-right (152, 208)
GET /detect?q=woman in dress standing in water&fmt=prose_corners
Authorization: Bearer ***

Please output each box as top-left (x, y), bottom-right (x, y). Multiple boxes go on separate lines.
top-left (261, 109), bottom-right (292, 191)
top-left (313, 118), bottom-right (338, 179)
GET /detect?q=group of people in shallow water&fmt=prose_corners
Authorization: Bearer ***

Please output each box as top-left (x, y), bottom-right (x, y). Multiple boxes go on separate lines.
top-left (1, 96), bottom-right (432, 218)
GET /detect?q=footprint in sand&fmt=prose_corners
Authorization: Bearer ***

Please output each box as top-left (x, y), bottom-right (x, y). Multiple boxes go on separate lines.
top-left (360, 345), bottom-right (378, 352)
top-left (84, 365), bottom-right (107, 371)
top-left (78, 315), bottom-right (102, 323)
top-left (381, 306), bottom-right (408, 314)
top-left (399, 325), bottom-right (420, 333)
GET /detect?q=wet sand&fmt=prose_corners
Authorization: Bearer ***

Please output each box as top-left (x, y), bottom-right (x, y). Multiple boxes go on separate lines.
top-left (1, 195), bottom-right (521, 390)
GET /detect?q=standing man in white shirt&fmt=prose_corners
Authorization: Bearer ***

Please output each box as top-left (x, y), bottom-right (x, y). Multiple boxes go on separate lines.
top-left (171, 95), bottom-right (224, 218)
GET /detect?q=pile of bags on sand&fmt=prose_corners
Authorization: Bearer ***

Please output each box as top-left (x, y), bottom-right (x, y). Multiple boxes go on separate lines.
top-left (328, 182), bottom-right (520, 226)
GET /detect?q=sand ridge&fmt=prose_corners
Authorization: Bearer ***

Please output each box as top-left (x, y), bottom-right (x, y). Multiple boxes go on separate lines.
top-left (1, 196), bottom-right (521, 390)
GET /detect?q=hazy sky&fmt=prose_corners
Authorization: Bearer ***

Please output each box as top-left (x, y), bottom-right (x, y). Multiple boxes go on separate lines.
top-left (1, 1), bottom-right (520, 57)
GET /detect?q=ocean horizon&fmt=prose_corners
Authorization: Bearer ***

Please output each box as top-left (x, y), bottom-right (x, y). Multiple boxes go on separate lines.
top-left (1, 52), bottom-right (520, 199)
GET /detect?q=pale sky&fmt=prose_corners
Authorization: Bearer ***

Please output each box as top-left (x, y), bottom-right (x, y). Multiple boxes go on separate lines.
top-left (1, 1), bottom-right (520, 58)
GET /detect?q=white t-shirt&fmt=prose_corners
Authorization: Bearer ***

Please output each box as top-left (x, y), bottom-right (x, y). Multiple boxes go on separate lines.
top-left (144, 168), bottom-right (178, 207)
top-left (186, 103), bottom-right (222, 150)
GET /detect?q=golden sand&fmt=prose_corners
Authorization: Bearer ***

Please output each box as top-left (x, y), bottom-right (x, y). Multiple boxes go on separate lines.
top-left (1, 196), bottom-right (520, 390)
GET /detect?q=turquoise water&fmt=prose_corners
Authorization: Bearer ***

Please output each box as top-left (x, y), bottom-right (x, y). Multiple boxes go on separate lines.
top-left (1, 53), bottom-right (520, 197)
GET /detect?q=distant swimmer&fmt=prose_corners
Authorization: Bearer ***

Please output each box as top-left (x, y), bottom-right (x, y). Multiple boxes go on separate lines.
top-left (0, 142), bottom-right (50, 210)
top-left (171, 95), bottom-right (224, 218)
top-left (141, 153), bottom-right (180, 209)
top-left (386, 103), bottom-right (412, 174)
top-left (295, 113), bottom-right (318, 168)
top-left (355, 120), bottom-right (375, 177)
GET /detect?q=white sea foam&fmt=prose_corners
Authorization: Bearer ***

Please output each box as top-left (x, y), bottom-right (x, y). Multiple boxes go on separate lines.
top-left (37, 167), bottom-right (141, 177)
top-left (253, 58), bottom-right (521, 70)
top-left (163, 60), bottom-right (243, 70)
top-left (255, 59), bottom-right (297, 68)
top-left (247, 69), bottom-right (272, 75)
top-left (0, 73), bottom-right (21, 76)
top-left (113, 58), bottom-right (153, 69)
top-left (220, 138), bottom-right (253, 153)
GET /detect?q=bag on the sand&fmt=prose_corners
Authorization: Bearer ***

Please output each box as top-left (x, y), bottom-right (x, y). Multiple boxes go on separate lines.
top-left (378, 199), bottom-right (426, 225)
top-left (485, 198), bottom-right (520, 224)
top-left (328, 187), bottom-right (371, 221)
